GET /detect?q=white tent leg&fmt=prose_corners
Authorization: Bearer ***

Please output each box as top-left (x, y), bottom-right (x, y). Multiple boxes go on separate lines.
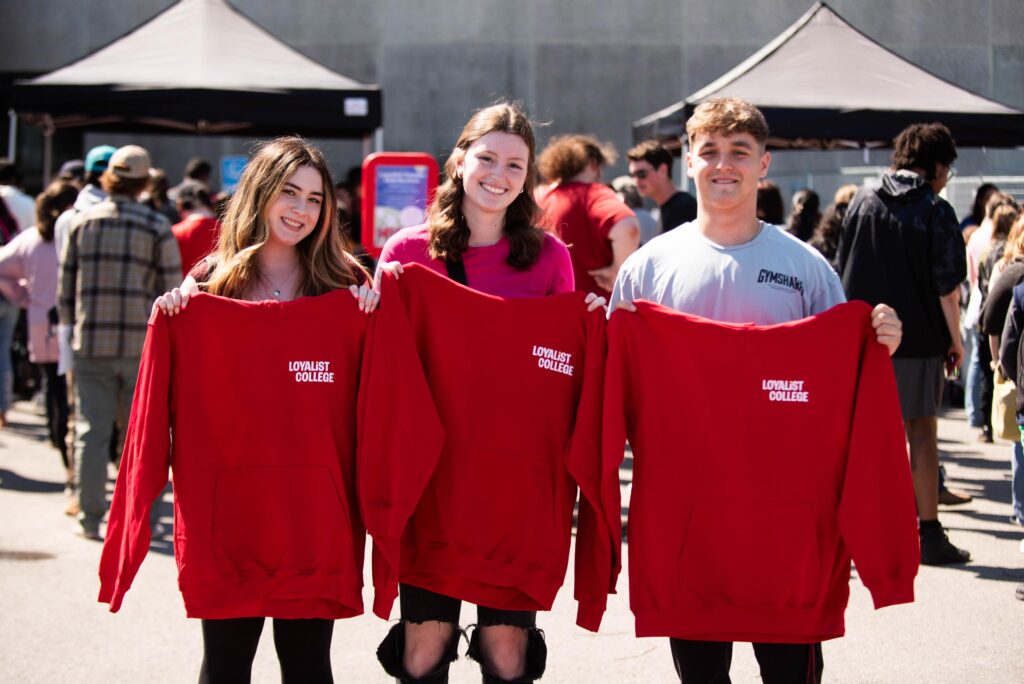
top-left (680, 138), bottom-right (690, 193)
top-left (6, 110), bottom-right (16, 162)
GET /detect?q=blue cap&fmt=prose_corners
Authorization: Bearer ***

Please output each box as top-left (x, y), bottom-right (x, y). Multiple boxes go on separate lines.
top-left (84, 145), bottom-right (117, 173)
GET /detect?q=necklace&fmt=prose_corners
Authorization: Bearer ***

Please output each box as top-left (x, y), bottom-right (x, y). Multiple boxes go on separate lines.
top-left (260, 263), bottom-right (299, 300)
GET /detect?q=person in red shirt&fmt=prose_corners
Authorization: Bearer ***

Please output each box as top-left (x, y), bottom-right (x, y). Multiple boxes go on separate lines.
top-left (146, 136), bottom-right (376, 682)
top-left (374, 103), bottom-right (605, 684)
top-left (170, 180), bottom-right (219, 277)
top-left (536, 134), bottom-right (640, 294)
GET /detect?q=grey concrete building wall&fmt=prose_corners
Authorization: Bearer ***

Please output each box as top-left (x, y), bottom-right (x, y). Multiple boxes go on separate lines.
top-left (2, 0), bottom-right (1022, 216)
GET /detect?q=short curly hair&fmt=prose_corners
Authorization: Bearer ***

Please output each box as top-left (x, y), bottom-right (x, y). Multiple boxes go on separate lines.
top-left (537, 134), bottom-right (617, 183)
top-left (891, 123), bottom-right (957, 182)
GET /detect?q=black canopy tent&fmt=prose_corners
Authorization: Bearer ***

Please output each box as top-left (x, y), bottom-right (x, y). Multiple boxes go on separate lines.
top-left (9, 0), bottom-right (382, 177)
top-left (632, 2), bottom-right (1024, 151)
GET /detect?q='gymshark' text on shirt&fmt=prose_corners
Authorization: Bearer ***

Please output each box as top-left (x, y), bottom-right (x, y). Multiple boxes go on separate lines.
top-left (289, 360), bottom-right (334, 383)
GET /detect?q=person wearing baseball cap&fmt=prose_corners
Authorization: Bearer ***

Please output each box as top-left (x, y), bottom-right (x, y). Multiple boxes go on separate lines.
top-left (57, 143), bottom-right (181, 540)
top-left (53, 145), bottom-right (118, 263)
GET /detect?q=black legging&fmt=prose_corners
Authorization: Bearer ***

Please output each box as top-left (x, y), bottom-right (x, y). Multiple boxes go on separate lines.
top-left (977, 328), bottom-right (994, 435)
top-left (39, 363), bottom-right (68, 467)
top-left (198, 617), bottom-right (334, 684)
top-left (670, 638), bottom-right (823, 684)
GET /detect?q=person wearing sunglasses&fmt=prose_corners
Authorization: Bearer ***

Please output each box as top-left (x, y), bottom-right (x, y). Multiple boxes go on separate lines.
top-left (626, 140), bottom-right (697, 234)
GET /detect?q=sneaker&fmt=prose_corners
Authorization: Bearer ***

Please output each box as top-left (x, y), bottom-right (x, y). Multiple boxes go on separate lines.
top-left (1016, 584), bottom-right (1024, 601)
top-left (1009, 516), bottom-right (1023, 527)
top-left (920, 525), bottom-right (971, 566)
top-left (76, 521), bottom-right (102, 542)
top-left (978, 426), bottom-right (994, 443)
top-left (938, 487), bottom-right (973, 505)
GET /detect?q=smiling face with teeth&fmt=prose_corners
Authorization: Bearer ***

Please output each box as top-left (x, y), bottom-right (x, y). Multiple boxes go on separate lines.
top-left (265, 165), bottom-right (325, 249)
top-left (687, 131), bottom-right (770, 214)
top-left (457, 131), bottom-right (530, 221)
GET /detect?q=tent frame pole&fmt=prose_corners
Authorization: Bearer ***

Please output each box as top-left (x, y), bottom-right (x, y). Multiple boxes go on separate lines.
top-left (7, 110), bottom-right (16, 162)
top-left (42, 115), bottom-right (54, 186)
top-left (680, 137), bottom-right (689, 192)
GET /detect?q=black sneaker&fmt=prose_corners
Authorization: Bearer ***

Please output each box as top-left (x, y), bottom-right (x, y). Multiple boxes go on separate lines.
top-left (1016, 583), bottom-right (1024, 601)
top-left (920, 525), bottom-right (971, 566)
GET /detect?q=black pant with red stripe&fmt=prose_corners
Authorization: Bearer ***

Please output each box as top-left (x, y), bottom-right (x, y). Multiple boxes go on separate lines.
top-left (670, 639), bottom-right (823, 684)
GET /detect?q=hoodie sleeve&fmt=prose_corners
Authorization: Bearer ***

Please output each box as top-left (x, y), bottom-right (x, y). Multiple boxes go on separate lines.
top-left (98, 310), bottom-right (172, 611)
top-left (838, 315), bottom-right (919, 609)
top-left (357, 271), bottom-right (445, 619)
top-left (567, 308), bottom-right (619, 631)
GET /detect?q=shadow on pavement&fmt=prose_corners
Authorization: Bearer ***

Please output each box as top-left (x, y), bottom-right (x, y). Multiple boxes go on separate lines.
top-left (0, 468), bottom-right (63, 494)
top-left (0, 419), bottom-right (49, 443)
top-left (929, 562), bottom-right (1024, 583)
top-left (955, 510), bottom-right (1022, 527)
top-left (941, 473), bottom-right (1012, 506)
top-left (945, 524), bottom-right (1024, 542)
top-left (940, 451), bottom-right (1012, 471)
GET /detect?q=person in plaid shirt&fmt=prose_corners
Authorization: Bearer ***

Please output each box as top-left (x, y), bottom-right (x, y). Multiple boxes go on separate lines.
top-left (58, 144), bottom-right (181, 540)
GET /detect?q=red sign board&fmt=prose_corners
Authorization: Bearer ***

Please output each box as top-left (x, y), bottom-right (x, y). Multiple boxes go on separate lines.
top-left (361, 152), bottom-right (439, 258)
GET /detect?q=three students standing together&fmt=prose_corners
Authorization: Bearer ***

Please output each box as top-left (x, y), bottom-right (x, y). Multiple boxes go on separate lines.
top-left (103, 98), bottom-right (911, 684)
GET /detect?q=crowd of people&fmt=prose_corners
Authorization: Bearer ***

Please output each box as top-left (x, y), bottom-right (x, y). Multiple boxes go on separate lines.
top-left (0, 96), bottom-right (1020, 683)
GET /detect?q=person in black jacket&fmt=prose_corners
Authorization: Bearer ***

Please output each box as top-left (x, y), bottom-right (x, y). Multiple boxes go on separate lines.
top-left (837, 122), bottom-right (970, 566)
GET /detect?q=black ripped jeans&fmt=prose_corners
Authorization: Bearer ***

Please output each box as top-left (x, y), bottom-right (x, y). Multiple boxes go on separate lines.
top-left (400, 583), bottom-right (536, 628)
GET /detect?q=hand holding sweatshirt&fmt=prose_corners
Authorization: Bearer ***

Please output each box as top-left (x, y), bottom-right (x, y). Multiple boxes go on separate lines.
top-left (358, 265), bottom-right (616, 626)
top-left (99, 291), bottom-right (369, 620)
top-left (605, 301), bottom-right (918, 643)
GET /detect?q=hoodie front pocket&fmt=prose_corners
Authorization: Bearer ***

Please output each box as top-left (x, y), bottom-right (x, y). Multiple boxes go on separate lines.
top-left (212, 466), bottom-right (353, 579)
top-left (419, 444), bottom-right (554, 567)
top-left (677, 498), bottom-right (820, 609)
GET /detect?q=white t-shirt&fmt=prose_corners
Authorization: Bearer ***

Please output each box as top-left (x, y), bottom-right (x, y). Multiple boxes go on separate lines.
top-left (609, 221), bottom-right (845, 325)
top-left (0, 185), bottom-right (35, 234)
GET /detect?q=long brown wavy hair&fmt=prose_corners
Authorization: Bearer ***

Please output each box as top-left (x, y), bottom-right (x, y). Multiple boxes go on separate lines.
top-left (204, 136), bottom-right (367, 299)
top-left (428, 102), bottom-right (544, 269)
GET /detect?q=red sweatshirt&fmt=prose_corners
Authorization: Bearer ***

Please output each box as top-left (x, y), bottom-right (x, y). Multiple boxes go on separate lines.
top-left (99, 291), bottom-right (370, 620)
top-left (358, 265), bottom-right (615, 628)
top-left (604, 301), bottom-right (918, 642)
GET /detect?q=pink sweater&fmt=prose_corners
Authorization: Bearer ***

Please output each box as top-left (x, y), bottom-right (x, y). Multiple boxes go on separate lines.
top-left (377, 224), bottom-right (574, 297)
top-left (0, 228), bottom-right (60, 363)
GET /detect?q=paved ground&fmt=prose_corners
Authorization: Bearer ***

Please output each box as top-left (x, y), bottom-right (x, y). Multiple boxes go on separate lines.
top-left (1, 399), bottom-right (1022, 683)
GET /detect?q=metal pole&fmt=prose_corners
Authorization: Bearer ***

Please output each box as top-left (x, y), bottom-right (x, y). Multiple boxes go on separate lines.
top-left (7, 110), bottom-right (16, 162)
top-left (42, 115), bottom-right (54, 186)
top-left (680, 137), bottom-right (689, 193)
top-left (374, 127), bottom-right (383, 153)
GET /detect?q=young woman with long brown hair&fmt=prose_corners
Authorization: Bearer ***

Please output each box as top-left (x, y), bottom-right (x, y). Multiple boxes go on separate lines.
top-left (151, 135), bottom-right (376, 683)
top-left (373, 102), bottom-right (605, 684)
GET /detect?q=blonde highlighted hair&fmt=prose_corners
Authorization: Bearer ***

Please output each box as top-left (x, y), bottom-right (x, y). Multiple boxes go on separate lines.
top-left (204, 136), bottom-right (367, 299)
top-left (997, 210), bottom-right (1024, 267)
top-left (686, 97), bottom-right (769, 146)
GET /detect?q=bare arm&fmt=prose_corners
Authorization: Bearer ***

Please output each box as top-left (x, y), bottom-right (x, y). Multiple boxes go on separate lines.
top-left (588, 217), bottom-right (640, 293)
top-left (940, 288), bottom-right (964, 367)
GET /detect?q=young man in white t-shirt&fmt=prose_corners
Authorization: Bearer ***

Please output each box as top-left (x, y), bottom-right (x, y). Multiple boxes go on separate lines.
top-left (610, 97), bottom-right (902, 684)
